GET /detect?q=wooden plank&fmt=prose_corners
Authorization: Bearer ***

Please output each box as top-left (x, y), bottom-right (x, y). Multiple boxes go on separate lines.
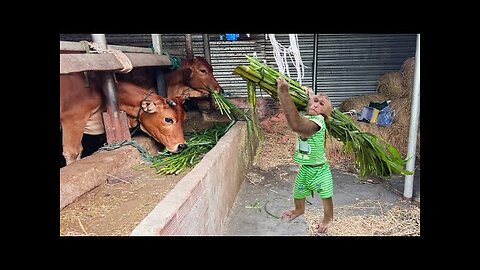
top-left (125, 53), bottom-right (171, 67)
top-left (60, 41), bottom-right (153, 54)
top-left (60, 53), bottom-right (172, 74)
top-left (102, 111), bottom-right (131, 144)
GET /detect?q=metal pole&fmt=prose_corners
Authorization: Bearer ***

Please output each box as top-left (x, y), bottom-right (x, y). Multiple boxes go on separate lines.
top-left (185, 34), bottom-right (194, 60)
top-left (91, 34), bottom-right (131, 143)
top-left (151, 34), bottom-right (166, 97)
top-left (91, 34), bottom-right (120, 116)
top-left (403, 34), bottom-right (420, 200)
top-left (203, 34), bottom-right (211, 64)
top-left (312, 33), bottom-right (319, 94)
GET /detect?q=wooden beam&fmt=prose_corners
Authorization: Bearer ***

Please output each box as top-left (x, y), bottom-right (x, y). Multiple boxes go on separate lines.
top-left (60, 41), bottom-right (153, 54)
top-left (60, 53), bottom-right (171, 74)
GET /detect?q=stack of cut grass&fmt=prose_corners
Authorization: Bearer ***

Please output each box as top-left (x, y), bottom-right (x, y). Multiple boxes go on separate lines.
top-left (233, 55), bottom-right (412, 179)
top-left (150, 82), bottom-right (263, 176)
top-left (151, 121), bottom-right (235, 175)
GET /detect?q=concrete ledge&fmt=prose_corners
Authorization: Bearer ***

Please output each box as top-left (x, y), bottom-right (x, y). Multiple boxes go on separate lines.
top-left (131, 121), bottom-right (255, 236)
top-left (60, 135), bottom-right (161, 210)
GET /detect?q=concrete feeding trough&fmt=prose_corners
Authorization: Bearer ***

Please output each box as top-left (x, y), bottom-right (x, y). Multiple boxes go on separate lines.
top-left (60, 112), bottom-right (260, 236)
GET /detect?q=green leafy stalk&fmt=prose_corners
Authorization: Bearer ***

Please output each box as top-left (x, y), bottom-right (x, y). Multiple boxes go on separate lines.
top-left (233, 55), bottom-right (412, 179)
top-left (151, 122), bottom-right (235, 175)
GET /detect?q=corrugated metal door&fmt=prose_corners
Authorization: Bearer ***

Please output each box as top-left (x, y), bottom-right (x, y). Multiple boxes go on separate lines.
top-left (315, 34), bottom-right (417, 106)
top-left (208, 33), bottom-right (315, 98)
top-left (208, 34), bottom-right (269, 97)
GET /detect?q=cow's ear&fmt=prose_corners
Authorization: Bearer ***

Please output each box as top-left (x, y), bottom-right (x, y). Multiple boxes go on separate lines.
top-left (141, 100), bottom-right (157, 113)
top-left (181, 67), bottom-right (193, 83)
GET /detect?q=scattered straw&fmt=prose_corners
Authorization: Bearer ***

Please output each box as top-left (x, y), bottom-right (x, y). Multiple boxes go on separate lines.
top-left (304, 199), bottom-right (420, 236)
top-left (255, 113), bottom-right (296, 170)
top-left (62, 217), bottom-right (98, 236)
top-left (246, 172), bottom-right (264, 185)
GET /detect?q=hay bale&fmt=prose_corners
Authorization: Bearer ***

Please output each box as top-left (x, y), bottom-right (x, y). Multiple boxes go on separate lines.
top-left (339, 93), bottom-right (389, 113)
top-left (377, 71), bottom-right (407, 98)
top-left (390, 97), bottom-right (412, 128)
top-left (400, 57), bottom-right (415, 98)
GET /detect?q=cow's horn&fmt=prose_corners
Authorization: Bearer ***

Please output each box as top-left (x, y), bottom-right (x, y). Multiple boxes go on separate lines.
top-left (166, 99), bottom-right (177, 107)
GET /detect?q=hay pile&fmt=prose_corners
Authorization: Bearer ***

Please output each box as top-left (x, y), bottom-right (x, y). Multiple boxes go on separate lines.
top-left (377, 71), bottom-right (405, 98)
top-left (400, 57), bottom-right (416, 98)
top-left (304, 199), bottom-right (420, 236)
top-left (336, 57), bottom-right (419, 167)
top-left (339, 93), bottom-right (389, 113)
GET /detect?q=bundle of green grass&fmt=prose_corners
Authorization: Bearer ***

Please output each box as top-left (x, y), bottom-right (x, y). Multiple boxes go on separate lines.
top-left (233, 55), bottom-right (412, 179)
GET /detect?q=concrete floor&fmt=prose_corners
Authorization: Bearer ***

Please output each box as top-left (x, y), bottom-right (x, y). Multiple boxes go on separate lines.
top-left (222, 165), bottom-right (420, 236)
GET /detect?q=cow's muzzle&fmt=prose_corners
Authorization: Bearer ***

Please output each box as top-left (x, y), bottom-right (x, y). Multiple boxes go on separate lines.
top-left (178, 143), bottom-right (187, 150)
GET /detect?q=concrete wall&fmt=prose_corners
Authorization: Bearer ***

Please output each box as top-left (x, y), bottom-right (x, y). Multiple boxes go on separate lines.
top-left (131, 121), bottom-right (256, 235)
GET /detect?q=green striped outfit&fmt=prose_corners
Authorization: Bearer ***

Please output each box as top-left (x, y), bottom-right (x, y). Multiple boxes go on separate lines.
top-left (292, 114), bottom-right (333, 199)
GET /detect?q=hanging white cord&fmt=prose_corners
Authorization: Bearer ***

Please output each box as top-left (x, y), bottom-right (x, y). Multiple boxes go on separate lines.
top-left (289, 34), bottom-right (305, 85)
top-left (268, 34), bottom-right (306, 85)
top-left (268, 34), bottom-right (289, 77)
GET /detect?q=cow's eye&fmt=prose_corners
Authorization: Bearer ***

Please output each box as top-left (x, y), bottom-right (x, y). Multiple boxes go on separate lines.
top-left (200, 69), bottom-right (207, 74)
top-left (164, 117), bottom-right (174, 124)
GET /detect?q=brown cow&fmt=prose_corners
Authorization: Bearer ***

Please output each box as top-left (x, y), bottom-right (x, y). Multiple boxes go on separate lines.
top-left (165, 56), bottom-right (223, 111)
top-left (60, 72), bottom-right (187, 165)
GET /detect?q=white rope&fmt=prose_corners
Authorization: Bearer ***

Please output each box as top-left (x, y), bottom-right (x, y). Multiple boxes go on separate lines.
top-left (85, 41), bottom-right (133, 73)
top-left (268, 34), bottom-right (306, 85)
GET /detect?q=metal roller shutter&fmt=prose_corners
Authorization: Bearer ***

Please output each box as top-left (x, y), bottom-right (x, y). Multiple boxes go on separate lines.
top-left (315, 34), bottom-right (417, 107)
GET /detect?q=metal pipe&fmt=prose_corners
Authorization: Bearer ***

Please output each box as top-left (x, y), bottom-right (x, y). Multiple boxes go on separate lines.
top-left (312, 33), bottom-right (319, 93)
top-left (151, 34), bottom-right (166, 97)
top-left (403, 34), bottom-right (420, 200)
top-left (151, 34), bottom-right (162, 54)
top-left (91, 34), bottom-right (120, 115)
top-left (91, 34), bottom-right (130, 143)
top-left (185, 34), bottom-right (194, 60)
top-left (203, 34), bottom-right (211, 64)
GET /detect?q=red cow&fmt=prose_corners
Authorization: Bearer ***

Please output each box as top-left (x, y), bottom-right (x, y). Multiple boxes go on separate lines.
top-left (60, 72), bottom-right (187, 165)
top-left (165, 56), bottom-right (223, 111)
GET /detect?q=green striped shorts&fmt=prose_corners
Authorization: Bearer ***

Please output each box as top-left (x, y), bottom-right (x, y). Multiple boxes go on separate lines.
top-left (293, 163), bottom-right (333, 199)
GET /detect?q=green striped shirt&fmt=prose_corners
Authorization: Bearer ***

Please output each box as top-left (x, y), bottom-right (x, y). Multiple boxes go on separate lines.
top-left (293, 114), bottom-right (327, 165)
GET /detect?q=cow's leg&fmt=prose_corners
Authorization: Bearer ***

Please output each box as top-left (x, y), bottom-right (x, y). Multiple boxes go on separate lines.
top-left (197, 98), bottom-right (213, 112)
top-left (61, 119), bottom-right (87, 165)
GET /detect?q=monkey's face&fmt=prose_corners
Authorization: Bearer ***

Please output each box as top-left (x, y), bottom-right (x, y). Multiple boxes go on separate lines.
top-left (307, 94), bottom-right (333, 118)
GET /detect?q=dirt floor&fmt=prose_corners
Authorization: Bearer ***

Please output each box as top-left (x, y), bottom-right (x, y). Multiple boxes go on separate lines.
top-left (59, 111), bottom-right (226, 236)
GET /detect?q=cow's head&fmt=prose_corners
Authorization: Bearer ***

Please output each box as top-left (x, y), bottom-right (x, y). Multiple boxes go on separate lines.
top-left (138, 94), bottom-right (188, 153)
top-left (181, 56), bottom-right (223, 94)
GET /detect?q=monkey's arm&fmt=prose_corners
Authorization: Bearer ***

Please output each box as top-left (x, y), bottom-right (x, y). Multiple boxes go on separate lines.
top-left (277, 78), bottom-right (320, 139)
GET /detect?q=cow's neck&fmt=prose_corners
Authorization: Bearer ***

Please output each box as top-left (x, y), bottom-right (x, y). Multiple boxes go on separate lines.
top-left (116, 85), bottom-right (155, 128)
top-left (168, 84), bottom-right (194, 98)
